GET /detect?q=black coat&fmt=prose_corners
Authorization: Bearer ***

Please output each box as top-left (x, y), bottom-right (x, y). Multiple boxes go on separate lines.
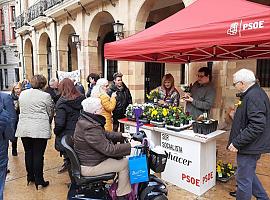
top-left (45, 86), bottom-right (60, 104)
top-left (228, 84), bottom-right (270, 154)
top-left (107, 82), bottom-right (132, 120)
top-left (54, 95), bottom-right (85, 152)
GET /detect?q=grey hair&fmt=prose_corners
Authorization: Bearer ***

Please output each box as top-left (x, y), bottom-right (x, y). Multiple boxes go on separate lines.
top-left (233, 69), bottom-right (256, 84)
top-left (49, 78), bottom-right (58, 86)
top-left (91, 78), bottom-right (108, 97)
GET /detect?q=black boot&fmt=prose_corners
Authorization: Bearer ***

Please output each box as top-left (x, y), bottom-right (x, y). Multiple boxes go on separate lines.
top-left (12, 148), bottom-right (18, 156)
top-left (12, 138), bottom-right (18, 156)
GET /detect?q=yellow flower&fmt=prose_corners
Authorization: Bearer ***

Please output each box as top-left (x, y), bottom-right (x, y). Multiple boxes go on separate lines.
top-left (162, 108), bottom-right (168, 116)
top-left (216, 165), bottom-right (221, 173)
top-left (235, 100), bottom-right (242, 107)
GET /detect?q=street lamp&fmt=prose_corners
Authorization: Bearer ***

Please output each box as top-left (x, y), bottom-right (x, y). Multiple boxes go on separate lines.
top-left (14, 49), bottom-right (19, 57)
top-left (71, 33), bottom-right (80, 48)
top-left (112, 20), bottom-right (124, 40)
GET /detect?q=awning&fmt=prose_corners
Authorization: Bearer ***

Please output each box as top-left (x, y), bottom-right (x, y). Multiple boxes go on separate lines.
top-left (105, 0), bottom-right (270, 63)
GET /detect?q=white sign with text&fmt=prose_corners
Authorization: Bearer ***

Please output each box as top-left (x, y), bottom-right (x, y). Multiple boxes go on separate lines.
top-left (161, 132), bottom-right (216, 196)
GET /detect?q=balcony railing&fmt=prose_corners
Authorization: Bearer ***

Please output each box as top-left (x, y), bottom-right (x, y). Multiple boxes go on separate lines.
top-left (15, 13), bottom-right (26, 29)
top-left (15, 0), bottom-right (63, 29)
top-left (27, 0), bottom-right (47, 22)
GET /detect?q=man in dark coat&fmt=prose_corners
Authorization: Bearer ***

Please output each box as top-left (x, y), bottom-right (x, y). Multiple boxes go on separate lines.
top-left (45, 78), bottom-right (60, 104)
top-left (0, 92), bottom-right (16, 199)
top-left (107, 72), bottom-right (132, 132)
top-left (228, 69), bottom-right (270, 200)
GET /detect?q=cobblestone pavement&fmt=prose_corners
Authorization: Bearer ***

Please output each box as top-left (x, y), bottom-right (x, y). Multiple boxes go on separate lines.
top-left (4, 132), bottom-right (270, 200)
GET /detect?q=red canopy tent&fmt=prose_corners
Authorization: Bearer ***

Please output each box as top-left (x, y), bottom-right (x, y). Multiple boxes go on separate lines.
top-left (105, 0), bottom-right (270, 63)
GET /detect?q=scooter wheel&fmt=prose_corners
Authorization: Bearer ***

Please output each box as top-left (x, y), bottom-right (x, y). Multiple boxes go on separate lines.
top-left (151, 194), bottom-right (168, 200)
top-left (139, 186), bottom-right (168, 200)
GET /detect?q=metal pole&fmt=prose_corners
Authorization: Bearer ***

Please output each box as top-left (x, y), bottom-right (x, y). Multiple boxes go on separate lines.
top-left (104, 59), bottom-right (108, 79)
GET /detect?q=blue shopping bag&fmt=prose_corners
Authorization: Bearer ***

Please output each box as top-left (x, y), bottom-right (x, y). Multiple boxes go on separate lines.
top-left (128, 154), bottom-right (149, 184)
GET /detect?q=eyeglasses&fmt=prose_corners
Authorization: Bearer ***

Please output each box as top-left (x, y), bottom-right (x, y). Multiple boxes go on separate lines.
top-left (197, 75), bottom-right (205, 78)
top-left (233, 81), bottom-right (241, 87)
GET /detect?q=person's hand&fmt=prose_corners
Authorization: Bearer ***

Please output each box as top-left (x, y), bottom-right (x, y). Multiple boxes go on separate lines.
top-left (130, 140), bottom-right (141, 148)
top-left (158, 100), bottom-right (165, 105)
top-left (229, 109), bottom-right (235, 119)
top-left (122, 132), bottom-right (131, 140)
top-left (112, 92), bottom-right (117, 98)
top-left (184, 93), bottom-right (193, 102)
top-left (228, 143), bottom-right (238, 152)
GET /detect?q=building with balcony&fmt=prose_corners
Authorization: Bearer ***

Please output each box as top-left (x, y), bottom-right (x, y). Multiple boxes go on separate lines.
top-left (0, 0), bottom-right (19, 90)
top-left (15, 0), bottom-right (270, 121)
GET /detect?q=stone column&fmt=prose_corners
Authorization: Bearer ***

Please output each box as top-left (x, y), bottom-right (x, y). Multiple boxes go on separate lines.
top-left (24, 53), bottom-right (33, 79)
top-left (37, 53), bottom-right (48, 79)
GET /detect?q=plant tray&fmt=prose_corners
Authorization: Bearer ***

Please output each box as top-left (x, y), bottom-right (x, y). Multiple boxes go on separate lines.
top-left (150, 120), bottom-right (165, 128)
top-left (216, 174), bottom-right (235, 183)
top-left (138, 118), bottom-right (150, 124)
top-left (165, 124), bottom-right (192, 132)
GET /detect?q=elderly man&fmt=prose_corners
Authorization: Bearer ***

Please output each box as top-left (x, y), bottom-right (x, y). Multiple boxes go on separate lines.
top-left (228, 69), bottom-right (270, 200)
top-left (0, 92), bottom-right (16, 200)
top-left (184, 67), bottom-right (216, 119)
top-left (45, 78), bottom-right (60, 104)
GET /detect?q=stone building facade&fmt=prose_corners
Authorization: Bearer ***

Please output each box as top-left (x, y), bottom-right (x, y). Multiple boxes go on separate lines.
top-left (15, 0), bottom-right (270, 122)
top-left (0, 0), bottom-right (19, 90)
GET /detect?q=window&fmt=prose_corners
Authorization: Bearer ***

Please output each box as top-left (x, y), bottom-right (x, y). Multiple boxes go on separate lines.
top-left (0, 69), bottom-right (3, 90)
top-left (11, 6), bottom-right (15, 22)
top-left (4, 69), bottom-right (8, 88)
top-left (0, 9), bottom-right (3, 24)
top-left (180, 64), bottom-right (185, 84)
top-left (107, 60), bottom-right (118, 81)
top-left (1, 29), bottom-right (5, 45)
top-left (15, 68), bottom-right (19, 82)
top-left (12, 27), bottom-right (16, 39)
top-left (256, 59), bottom-right (270, 87)
top-left (3, 50), bottom-right (6, 64)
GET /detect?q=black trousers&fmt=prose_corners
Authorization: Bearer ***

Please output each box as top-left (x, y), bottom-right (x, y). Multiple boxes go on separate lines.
top-left (11, 137), bottom-right (17, 150)
top-left (113, 118), bottom-right (124, 132)
top-left (21, 137), bottom-right (47, 184)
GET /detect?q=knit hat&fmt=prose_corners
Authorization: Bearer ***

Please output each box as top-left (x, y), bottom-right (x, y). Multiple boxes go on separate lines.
top-left (81, 97), bottom-right (103, 114)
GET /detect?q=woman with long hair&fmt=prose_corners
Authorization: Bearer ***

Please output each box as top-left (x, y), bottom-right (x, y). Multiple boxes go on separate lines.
top-left (54, 78), bottom-right (85, 173)
top-left (10, 82), bottom-right (22, 156)
top-left (91, 78), bottom-right (116, 131)
top-left (154, 73), bottom-right (180, 107)
top-left (15, 75), bottom-right (54, 189)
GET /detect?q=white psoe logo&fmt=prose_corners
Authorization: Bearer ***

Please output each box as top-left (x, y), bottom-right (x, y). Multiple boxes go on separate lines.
top-left (227, 20), bottom-right (264, 36)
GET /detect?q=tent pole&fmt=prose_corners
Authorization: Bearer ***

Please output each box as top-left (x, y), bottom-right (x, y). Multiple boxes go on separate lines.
top-left (104, 59), bottom-right (108, 79)
top-left (185, 63), bottom-right (189, 85)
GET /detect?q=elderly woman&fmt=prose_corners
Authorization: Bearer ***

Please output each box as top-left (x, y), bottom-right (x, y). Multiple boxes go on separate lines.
top-left (10, 82), bottom-right (22, 156)
top-left (74, 97), bottom-right (133, 200)
top-left (154, 73), bottom-right (180, 107)
top-left (91, 78), bottom-right (117, 131)
top-left (16, 75), bottom-right (54, 189)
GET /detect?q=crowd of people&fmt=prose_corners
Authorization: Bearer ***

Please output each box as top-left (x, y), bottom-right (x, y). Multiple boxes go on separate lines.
top-left (0, 67), bottom-right (269, 200)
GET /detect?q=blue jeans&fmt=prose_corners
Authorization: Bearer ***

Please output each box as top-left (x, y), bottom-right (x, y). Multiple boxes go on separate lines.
top-left (236, 153), bottom-right (269, 200)
top-left (0, 140), bottom-right (8, 200)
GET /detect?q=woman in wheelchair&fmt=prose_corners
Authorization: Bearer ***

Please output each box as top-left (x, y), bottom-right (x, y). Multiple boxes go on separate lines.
top-left (74, 97), bottom-right (133, 200)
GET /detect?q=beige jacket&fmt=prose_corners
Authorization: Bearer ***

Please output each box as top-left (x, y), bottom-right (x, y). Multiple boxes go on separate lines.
top-left (15, 88), bottom-right (54, 139)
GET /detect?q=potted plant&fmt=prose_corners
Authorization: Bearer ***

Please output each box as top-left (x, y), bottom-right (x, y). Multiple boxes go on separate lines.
top-left (216, 160), bottom-right (237, 182)
top-left (125, 104), bottom-right (136, 121)
top-left (150, 106), bottom-right (167, 127)
top-left (146, 89), bottom-right (160, 103)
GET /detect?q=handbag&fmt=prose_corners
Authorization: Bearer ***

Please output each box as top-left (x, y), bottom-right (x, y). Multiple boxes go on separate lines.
top-left (128, 148), bottom-right (149, 184)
